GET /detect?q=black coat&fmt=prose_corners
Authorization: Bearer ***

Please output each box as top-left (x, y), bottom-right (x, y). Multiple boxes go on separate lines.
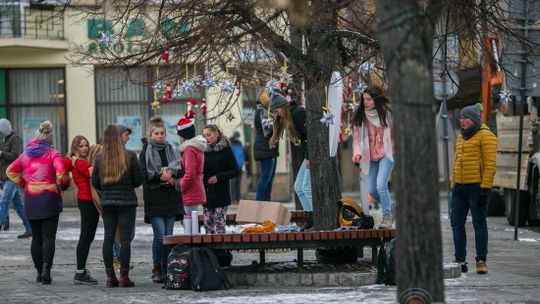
top-left (139, 142), bottom-right (184, 224)
top-left (0, 132), bottom-right (23, 182)
top-left (92, 150), bottom-right (143, 207)
top-left (203, 143), bottom-right (239, 209)
top-left (291, 105), bottom-right (308, 160)
top-left (254, 107), bottom-right (279, 161)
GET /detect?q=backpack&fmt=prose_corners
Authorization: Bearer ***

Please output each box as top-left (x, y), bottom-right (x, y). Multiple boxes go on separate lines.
top-left (338, 198), bottom-right (375, 229)
top-left (376, 238), bottom-right (396, 285)
top-left (164, 244), bottom-right (192, 290)
top-left (189, 247), bottom-right (232, 291)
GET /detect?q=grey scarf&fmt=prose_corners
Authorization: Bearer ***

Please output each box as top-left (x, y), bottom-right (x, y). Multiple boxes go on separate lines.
top-left (207, 137), bottom-right (230, 152)
top-left (145, 139), bottom-right (180, 180)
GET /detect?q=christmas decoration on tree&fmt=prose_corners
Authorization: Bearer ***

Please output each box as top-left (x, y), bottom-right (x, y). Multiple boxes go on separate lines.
top-left (100, 31), bottom-right (113, 46)
top-left (185, 99), bottom-right (197, 118)
top-left (235, 81), bottom-right (241, 97)
top-left (161, 50), bottom-right (170, 63)
top-left (163, 83), bottom-right (172, 103)
top-left (265, 79), bottom-right (279, 93)
top-left (153, 81), bottom-right (165, 93)
top-left (201, 98), bottom-right (207, 116)
top-left (221, 79), bottom-right (235, 94)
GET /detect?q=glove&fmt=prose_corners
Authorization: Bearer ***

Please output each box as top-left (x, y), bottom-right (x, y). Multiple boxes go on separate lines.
top-left (478, 188), bottom-right (491, 207)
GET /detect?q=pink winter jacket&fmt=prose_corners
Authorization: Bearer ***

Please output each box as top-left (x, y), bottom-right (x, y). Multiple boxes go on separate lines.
top-left (179, 136), bottom-right (207, 206)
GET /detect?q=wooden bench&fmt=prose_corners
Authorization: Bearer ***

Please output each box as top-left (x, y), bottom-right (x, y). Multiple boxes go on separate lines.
top-left (163, 229), bottom-right (396, 267)
top-left (196, 211), bottom-right (305, 226)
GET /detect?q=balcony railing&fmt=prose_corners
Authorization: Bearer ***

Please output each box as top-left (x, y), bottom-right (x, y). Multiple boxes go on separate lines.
top-left (0, 1), bottom-right (64, 40)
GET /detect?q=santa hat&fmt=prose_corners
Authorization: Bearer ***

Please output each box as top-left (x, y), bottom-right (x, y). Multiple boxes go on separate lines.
top-left (177, 117), bottom-right (195, 139)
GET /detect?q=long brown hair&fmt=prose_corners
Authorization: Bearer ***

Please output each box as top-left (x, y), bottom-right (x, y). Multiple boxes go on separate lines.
top-left (68, 135), bottom-right (90, 159)
top-left (100, 125), bottom-right (129, 184)
top-left (269, 104), bottom-right (299, 149)
top-left (88, 144), bottom-right (102, 164)
top-left (351, 86), bottom-right (392, 128)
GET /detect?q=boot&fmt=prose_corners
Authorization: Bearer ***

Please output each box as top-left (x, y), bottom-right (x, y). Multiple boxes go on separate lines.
top-left (476, 260), bottom-right (488, 274)
top-left (41, 263), bottom-right (52, 284)
top-left (379, 214), bottom-right (394, 229)
top-left (105, 268), bottom-right (119, 287)
top-left (119, 269), bottom-right (135, 287)
top-left (36, 268), bottom-right (42, 283)
top-left (151, 265), bottom-right (164, 284)
top-left (301, 212), bottom-right (313, 232)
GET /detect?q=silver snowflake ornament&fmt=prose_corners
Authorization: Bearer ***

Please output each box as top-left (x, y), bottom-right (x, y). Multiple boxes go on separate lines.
top-left (152, 81), bottom-right (165, 93)
top-left (180, 80), bottom-right (196, 95)
top-left (100, 31), bottom-right (113, 46)
top-left (221, 80), bottom-right (235, 94)
top-left (202, 76), bottom-right (217, 88)
top-left (320, 111), bottom-right (334, 127)
top-left (265, 79), bottom-right (279, 93)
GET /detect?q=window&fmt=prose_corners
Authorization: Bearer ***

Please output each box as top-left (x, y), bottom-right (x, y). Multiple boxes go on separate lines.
top-left (95, 67), bottom-right (204, 153)
top-left (0, 68), bottom-right (67, 154)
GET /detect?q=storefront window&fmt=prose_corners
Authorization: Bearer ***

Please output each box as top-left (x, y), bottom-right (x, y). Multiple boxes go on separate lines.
top-left (1, 68), bottom-right (67, 154)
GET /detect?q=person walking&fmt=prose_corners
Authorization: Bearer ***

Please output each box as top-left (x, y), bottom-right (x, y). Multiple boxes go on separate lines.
top-left (450, 103), bottom-right (497, 274)
top-left (6, 121), bottom-right (70, 284)
top-left (64, 135), bottom-right (99, 285)
top-left (202, 124), bottom-right (239, 234)
top-left (139, 116), bottom-right (184, 283)
top-left (269, 90), bottom-right (312, 230)
top-left (351, 86), bottom-right (395, 229)
top-left (92, 124), bottom-right (142, 287)
top-left (254, 95), bottom-right (279, 201)
top-left (229, 131), bottom-right (245, 204)
top-left (0, 118), bottom-right (31, 238)
top-left (177, 118), bottom-right (207, 225)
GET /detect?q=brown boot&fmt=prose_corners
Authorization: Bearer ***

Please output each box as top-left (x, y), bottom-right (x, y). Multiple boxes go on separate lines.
top-left (119, 269), bottom-right (135, 287)
top-left (106, 268), bottom-right (119, 287)
top-left (476, 260), bottom-right (488, 274)
top-left (151, 265), bottom-right (164, 283)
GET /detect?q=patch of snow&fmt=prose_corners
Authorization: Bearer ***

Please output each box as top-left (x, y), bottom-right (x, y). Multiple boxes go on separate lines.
top-left (518, 238), bottom-right (538, 242)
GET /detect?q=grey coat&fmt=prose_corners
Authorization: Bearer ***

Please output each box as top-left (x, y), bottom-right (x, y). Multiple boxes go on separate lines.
top-left (0, 132), bottom-right (23, 182)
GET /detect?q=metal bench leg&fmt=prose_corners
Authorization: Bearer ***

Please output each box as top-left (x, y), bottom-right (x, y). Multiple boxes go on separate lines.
top-left (372, 245), bottom-right (378, 265)
top-left (259, 249), bottom-right (266, 265)
top-left (297, 248), bottom-right (304, 268)
top-left (358, 246), bottom-right (364, 258)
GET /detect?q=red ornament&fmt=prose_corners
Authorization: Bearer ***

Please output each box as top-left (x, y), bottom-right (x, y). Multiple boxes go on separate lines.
top-left (279, 82), bottom-right (287, 90)
top-left (165, 83), bottom-right (172, 99)
top-left (235, 82), bottom-right (241, 97)
top-left (184, 110), bottom-right (195, 118)
top-left (201, 98), bottom-right (207, 115)
top-left (161, 51), bottom-right (170, 63)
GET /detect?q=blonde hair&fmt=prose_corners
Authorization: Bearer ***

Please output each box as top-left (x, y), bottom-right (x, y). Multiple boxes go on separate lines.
top-left (69, 135), bottom-right (90, 159)
top-left (88, 144), bottom-right (102, 164)
top-left (147, 116), bottom-right (165, 137)
top-left (100, 125), bottom-right (129, 184)
top-left (269, 105), bottom-right (298, 149)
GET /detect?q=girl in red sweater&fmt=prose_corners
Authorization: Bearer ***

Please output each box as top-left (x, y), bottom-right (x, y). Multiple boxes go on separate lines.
top-left (64, 135), bottom-right (99, 285)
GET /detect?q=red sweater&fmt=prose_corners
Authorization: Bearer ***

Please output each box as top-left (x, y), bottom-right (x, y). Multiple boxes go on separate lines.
top-left (64, 156), bottom-right (93, 201)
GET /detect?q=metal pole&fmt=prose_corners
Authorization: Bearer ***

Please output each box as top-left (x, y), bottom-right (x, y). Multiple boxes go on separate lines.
top-left (514, 0), bottom-right (529, 241)
top-left (442, 98), bottom-right (451, 214)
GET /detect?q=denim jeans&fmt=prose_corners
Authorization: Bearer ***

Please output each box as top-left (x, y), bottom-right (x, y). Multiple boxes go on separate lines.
top-left (364, 157), bottom-right (394, 216)
top-left (0, 179), bottom-right (31, 232)
top-left (230, 174), bottom-right (242, 202)
top-left (149, 215), bottom-right (175, 266)
top-left (112, 242), bottom-right (120, 258)
top-left (102, 205), bottom-right (136, 270)
top-left (256, 158), bottom-right (276, 201)
top-left (294, 159), bottom-right (312, 212)
top-left (451, 183), bottom-right (488, 262)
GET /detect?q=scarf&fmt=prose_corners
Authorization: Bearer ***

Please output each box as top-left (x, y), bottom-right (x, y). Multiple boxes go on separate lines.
top-left (145, 139), bottom-right (180, 180)
top-left (207, 136), bottom-right (230, 152)
top-left (257, 104), bottom-right (273, 138)
top-left (357, 109), bottom-right (394, 175)
top-left (461, 123), bottom-right (481, 140)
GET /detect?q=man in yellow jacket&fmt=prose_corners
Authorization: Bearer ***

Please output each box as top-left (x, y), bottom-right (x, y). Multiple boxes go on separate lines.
top-left (451, 103), bottom-right (497, 275)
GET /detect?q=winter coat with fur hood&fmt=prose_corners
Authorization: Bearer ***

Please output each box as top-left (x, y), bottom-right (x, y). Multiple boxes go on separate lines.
top-left (180, 135), bottom-right (207, 206)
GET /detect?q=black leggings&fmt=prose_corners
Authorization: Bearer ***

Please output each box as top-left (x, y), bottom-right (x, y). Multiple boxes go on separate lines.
top-left (102, 205), bottom-right (136, 270)
top-left (29, 214), bottom-right (59, 271)
top-left (76, 200), bottom-right (100, 270)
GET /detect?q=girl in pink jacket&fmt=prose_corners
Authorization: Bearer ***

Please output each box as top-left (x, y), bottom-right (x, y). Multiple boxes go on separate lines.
top-left (7, 121), bottom-right (69, 285)
top-left (177, 118), bottom-right (207, 217)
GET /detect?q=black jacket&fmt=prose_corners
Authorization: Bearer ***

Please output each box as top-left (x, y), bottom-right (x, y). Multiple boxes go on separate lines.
top-left (139, 141), bottom-right (184, 224)
top-left (92, 150), bottom-right (143, 207)
top-left (254, 107), bottom-right (279, 161)
top-left (203, 140), bottom-right (239, 209)
top-left (0, 132), bottom-right (23, 182)
top-left (291, 105), bottom-right (308, 160)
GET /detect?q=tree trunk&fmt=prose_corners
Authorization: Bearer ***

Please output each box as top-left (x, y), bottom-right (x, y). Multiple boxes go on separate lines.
top-left (304, 0), bottom-right (342, 230)
top-left (375, 1), bottom-right (445, 302)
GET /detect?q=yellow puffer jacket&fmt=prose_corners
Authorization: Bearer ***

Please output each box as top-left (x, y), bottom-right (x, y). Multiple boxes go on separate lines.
top-left (451, 124), bottom-right (498, 189)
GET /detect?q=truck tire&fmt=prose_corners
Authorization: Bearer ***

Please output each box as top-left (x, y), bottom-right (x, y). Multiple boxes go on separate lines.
top-left (504, 189), bottom-right (528, 227)
top-left (487, 190), bottom-right (505, 216)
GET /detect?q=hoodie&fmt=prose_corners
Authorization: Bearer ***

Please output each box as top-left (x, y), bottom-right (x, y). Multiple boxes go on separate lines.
top-left (7, 139), bottom-right (70, 220)
top-left (180, 135), bottom-right (207, 206)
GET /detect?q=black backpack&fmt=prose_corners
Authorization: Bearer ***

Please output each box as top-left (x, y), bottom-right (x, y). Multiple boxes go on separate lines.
top-left (376, 238), bottom-right (396, 285)
top-left (189, 247), bottom-right (232, 291)
top-left (164, 244), bottom-right (192, 290)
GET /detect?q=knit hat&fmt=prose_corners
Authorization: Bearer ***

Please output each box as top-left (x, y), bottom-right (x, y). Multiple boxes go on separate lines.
top-left (36, 120), bottom-right (54, 144)
top-left (0, 118), bottom-right (12, 136)
top-left (177, 118), bottom-right (195, 139)
top-left (115, 124), bottom-right (132, 135)
top-left (459, 103), bottom-right (482, 126)
top-left (270, 91), bottom-right (288, 111)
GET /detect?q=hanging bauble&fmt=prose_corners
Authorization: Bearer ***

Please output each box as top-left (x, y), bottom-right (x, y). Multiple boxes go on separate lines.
top-left (201, 98), bottom-right (207, 116)
top-left (161, 51), bottom-right (170, 63)
top-left (221, 80), bottom-right (235, 94)
top-left (164, 83), bottom-right (172, 99)
top-left (151, 99), bottom-right (160, 112)
top-left (235, 82), bottom-right (241, 97)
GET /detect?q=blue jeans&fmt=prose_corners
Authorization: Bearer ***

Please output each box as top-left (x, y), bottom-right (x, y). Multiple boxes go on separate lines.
top-left (256, 158), bottom-right (276, 201)
top-left (112, 242), bottom-right (120, 258)
top-left (294, 159), bottom-right (312, 212)
top-left (451, 183), bottom-right (488, 262)
top-left (0, 180), bottom-right (31, 232)
top-left (364, 157), bottom-right (394, 216)
top-left (149, 216), bottom-right (175, 266)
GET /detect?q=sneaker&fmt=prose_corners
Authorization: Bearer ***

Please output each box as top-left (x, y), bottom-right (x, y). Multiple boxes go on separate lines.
top-left (113, 257), bottom-right (121, 270)
top-left (457, 261), bottom-right (468, 273)
top-left (17, 231), bottom-right (32, 239)
top-left (379, 215), bottom-right (394, 229)
top-left (73, 269), bottom-right (98, 285)
top-left (476, 260), bottom-right (488, 274)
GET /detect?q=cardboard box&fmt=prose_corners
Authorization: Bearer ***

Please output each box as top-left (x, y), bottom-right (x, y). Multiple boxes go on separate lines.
top-left (236, 200), bottom-right (291, 226)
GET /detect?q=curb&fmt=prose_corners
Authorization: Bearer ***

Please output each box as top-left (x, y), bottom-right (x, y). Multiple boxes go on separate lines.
top-left (226, 263), bottom-right (461, 287)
